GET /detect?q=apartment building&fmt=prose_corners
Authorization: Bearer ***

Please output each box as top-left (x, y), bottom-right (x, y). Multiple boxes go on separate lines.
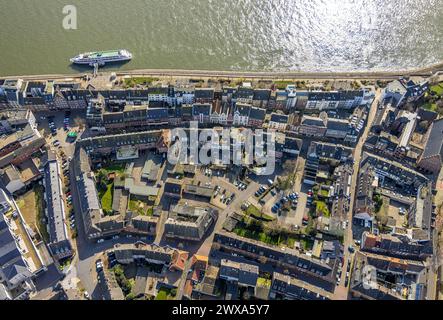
top-left (164, 204), bottom-right (217, 241)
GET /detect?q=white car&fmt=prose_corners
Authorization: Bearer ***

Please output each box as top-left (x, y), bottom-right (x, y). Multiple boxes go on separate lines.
top-left (97, 239), bottom-right (104, 244)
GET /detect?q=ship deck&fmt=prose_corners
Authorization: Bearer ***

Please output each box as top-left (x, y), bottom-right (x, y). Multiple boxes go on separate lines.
top-left (85, 50), bottom-right (121, 59)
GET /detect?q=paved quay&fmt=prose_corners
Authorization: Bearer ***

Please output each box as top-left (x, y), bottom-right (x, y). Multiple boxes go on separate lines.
top-left (3, 62), bottom-right (443, 81)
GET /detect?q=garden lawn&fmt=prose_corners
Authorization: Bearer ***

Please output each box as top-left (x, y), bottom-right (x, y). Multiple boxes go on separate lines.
top-left (257, 277), bottom-right (272, 288)
top-left (155, 287), bottom-right (175, 300)
top-left (430, 84), bottom-right (443, 96)
top-left (422, 102), bottom-right (438, 112)
top-left (233, 226), bottom-right (296, 247)
top-left (246, 205), bottom-right (275, 221)
top-left (274, 81), bottom-right (293, 90)
top-left (316, 200), bottom-right (330, 217)
top-left (102, 163), bottom-right (126, 174)
top-left (128, 199), bottom-right (152, 216)
top-left (100, 183), bottom-right (114, 212)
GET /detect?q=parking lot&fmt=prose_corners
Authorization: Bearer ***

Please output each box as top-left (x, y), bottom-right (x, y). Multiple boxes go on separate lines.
top-left (36, 110), bottom-right (85, 242)
top-left (36, 110), bottom-right (85, 159)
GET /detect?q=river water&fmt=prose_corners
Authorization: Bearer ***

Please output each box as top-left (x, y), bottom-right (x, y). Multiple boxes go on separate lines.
top-left (0, 0), bottom-right (442, 76)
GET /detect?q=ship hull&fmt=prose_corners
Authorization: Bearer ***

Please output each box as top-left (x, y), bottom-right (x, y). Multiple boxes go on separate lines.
top-left (70, 50), bottom-right (132, 66)
top-left (70, 57), bottom-right (132, 66)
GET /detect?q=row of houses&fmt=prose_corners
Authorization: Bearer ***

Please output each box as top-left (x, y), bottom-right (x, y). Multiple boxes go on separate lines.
top-left (78, 130), bottom-right (168, 158)
top-left (113, 242), bottom-right (188, 272)
top-left (211, 231), bottom-right (339, 294)
top-left (360, 232), bottom-right (433, 261)
top-left (218, 258), bottom-right (332, 300)
top-left (87, 98), bottom-right (274, 131)
top-left (0, 79), bottom-right (372, 112)
top-left (297, 109), bottom-right (367, 144)
top-left (0, 190), bottom-right (39, 300)
top-left (42, 151), bottom-right (73, 261)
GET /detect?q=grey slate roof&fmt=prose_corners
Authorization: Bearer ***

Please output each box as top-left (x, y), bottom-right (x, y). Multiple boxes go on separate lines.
top-left (253, 89), bottom-right (271, 101)
top-left (326, 119), bottom-right (350, 132)
top-left (192, 103), bottom-right (211, 116)
top-left (270, 113), bottom-right (289, 124)
top-left (0, 202), bottom-right (32, 286)
top-left (301, 116), bottom-right (326, 127)
top-left (249, 107), bottom-right (266, 121)
top-left (421, 118), bottom-right (443, 159)
top-left (146, 108), bottom-right (168, 120)
top-left (194, 88), bottom-right (215, 100)
top-left (235, 104), bottom-right (251, 116)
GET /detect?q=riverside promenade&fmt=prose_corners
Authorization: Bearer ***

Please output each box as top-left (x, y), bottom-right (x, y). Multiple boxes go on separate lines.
top-left (2, 60), bottom-right (443, 81)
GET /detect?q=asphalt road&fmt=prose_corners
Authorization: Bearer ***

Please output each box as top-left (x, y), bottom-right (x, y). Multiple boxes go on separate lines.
top-left (333, 88), bottom-right (382, 300)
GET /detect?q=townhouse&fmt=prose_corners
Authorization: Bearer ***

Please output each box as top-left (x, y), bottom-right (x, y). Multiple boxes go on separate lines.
top-left (0, 79), bottom-right (25, 107)
top-left (192, 103), bottom-right (212, 124)
top-left (219, 259), bottom-right (259, 288)
top-left (304, 90), bottom-right (370, 111)
top-left (298, 115), bottom-right (328, 137)
top-left (233, 103), bottom-right (252, 126)
top-left (360, 232), bottom-right (433, 261)
top-left (194, 88), bottom-right (215, 104)
top-left (22, 81), bottom-right (55, 111)
top-left (268, 113), bottom-right (289, 131)
top-left (252, 89), bottom-right (271, 108)
top-left (269, 272), bottom-right (332, 300)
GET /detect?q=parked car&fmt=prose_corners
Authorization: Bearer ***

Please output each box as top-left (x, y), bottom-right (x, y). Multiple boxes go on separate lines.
top-left (96, 259), bottom-right (103, 271)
